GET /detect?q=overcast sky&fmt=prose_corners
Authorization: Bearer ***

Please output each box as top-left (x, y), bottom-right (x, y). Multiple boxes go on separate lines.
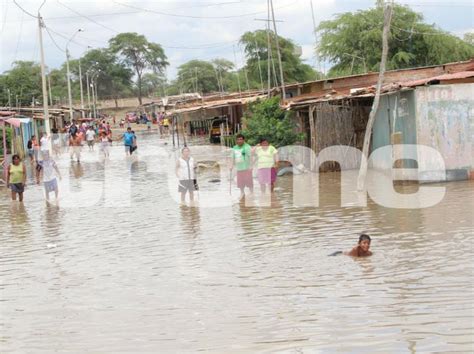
top-left (1, 0), bottom-right (472, 79)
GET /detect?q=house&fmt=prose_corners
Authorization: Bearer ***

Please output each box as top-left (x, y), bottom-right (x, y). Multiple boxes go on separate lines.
top-left (284, 59), bottom-right (474, 181)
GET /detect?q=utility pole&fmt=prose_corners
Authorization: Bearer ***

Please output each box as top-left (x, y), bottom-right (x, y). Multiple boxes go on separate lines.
top-left (66, 49), bottom-right (74, 121)
top-left (66, 29), bottom-right (82, 122)
top-left (86, 72), bottom-right (90, 113)
top-left (7, 89), bottom-right (11, 108)
top-left (267, 1), bottom-right (272, 96)
top-left (233, 45), bottom-right (242, 98)
top-left (269, 0), bottom-right (286, 99)
top-left (91, 80), bottom-right (96, 118)
top-left (357, 2), bottom-right (393, 191)
top-left (95, 78), bottom-right (99, 117)
top-left (79, 59), bottom-right (84, 117)
top-left (47, 73), bottom-right (53, 106)
top-left (254, 39), bottom-right (265, 91)
top-left (38, 15), bottom-right (50, 136)
top-left (255, 5), bottom-right (283, 96)
top-left (310, 0), bottom-right (322, 75)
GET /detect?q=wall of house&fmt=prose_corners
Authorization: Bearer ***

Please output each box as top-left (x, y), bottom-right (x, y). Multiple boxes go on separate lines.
top-left (415, 83), bottom-right (473, 181)
top-left (307, 99), bottom-right (370, 171)
top-left (371, 90), bottom-right (417, 170)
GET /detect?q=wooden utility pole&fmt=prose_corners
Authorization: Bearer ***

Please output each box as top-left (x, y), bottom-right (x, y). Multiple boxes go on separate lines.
top-left (269, 0), bottom-right (286, 99)
top-left (357, 2), bottom-right (393, 191)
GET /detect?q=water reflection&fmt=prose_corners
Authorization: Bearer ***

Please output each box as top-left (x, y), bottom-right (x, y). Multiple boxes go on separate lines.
top-left (0, 133), bottom-right (472, 353)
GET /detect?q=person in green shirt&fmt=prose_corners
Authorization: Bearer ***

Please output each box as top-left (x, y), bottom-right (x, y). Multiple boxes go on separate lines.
top-left (231, 133), bottom-right (254, 198)
top-left (254, 137), bottom-right (278, 193)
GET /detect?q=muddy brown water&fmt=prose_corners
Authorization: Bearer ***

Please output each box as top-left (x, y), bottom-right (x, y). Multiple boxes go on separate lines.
top-left (1, 133), bottom-right (473, 353)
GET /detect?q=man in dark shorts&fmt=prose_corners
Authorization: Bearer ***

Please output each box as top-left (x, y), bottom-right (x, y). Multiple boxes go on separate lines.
top-left (231, 133), bottom-right (253, 198)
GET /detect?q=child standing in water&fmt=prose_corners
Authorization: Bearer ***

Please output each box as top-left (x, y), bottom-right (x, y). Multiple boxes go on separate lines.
top-left (7, 155), bottom-right (27, 202)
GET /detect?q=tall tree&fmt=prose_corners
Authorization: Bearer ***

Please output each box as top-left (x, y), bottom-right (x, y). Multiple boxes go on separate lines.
top-left (240, 30), bottom-right (316, 88)
top-left (141, 72), bottom-right (166, 97)
top-left (109, 33), bottom-right (168, 105)
top-left (317, 2), bottom-right (474, 77)
top-left (78, 49), bottom-right (133, 108)
top-left (0, 61), bottom-right (42, 107)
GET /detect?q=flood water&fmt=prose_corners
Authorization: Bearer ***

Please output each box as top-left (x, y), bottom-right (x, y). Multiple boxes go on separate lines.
top-left (1, 132), bottom-right (473, 353)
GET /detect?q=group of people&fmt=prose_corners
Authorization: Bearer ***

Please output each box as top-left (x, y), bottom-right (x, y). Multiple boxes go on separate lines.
top-left (5, 119), bottom-right (139, 203)
top-left (231, 134), bottom-right (278, 198)
top-left (173, 133), bottom-right (278, 204)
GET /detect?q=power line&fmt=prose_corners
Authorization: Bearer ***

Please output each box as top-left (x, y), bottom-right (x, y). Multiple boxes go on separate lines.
top-left (44, 25), bottom-right (90, 49)
top-left (1, 0), bottom-right (9, 34)
top-left (391, 24), bottom-right (458, 36)
top-left (12, 0), bottom-right (37, 18)
top-left (113, 0), bottom-right (298, 20)
top-left (44, 25), bottom-right (66, 52)
top-left (56, 0), bottom-right (120, 34)
top-left (13, 11), bottom-right (24, 64)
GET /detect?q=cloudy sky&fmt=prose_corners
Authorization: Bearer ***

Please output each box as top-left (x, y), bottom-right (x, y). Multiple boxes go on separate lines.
top-left (0, 0), bottom-right (472, 78)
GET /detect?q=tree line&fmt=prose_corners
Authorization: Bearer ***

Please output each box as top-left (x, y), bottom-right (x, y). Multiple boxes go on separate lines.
top-left (1, 3), bottom-right (472, 108)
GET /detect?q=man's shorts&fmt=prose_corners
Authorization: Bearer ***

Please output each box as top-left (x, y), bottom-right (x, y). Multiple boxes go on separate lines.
top-left (87, 140), bottom-right (94, 147)
top-left (236, 169), bottom-right (253, 189)
top-left (44, 179), bottom-right (58, 193)
top-left (178, 179), bottom-right (198, 193)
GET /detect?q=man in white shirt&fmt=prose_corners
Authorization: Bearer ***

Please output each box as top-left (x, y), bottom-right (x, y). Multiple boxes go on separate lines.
top-left (85, 127), bottom-right (96, 151)
top-left (40, 133), bottom-right (50, 153)
top-left (36, 151), bottom-right (62, 201)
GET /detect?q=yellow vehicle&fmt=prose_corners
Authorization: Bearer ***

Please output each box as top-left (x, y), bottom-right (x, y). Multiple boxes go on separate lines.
top-left (209, 117), bottom-right (231, 144)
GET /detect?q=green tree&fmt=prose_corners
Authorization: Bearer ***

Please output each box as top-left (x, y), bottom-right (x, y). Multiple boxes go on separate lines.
top-left (240, 30), bottom-right (316, 88)
top-left (241, 97), bottom-right (304, 148)
top-left (141, 72), bottom-right (166, 97)
top-left (317, 2), bottom-right (474, 77)
top-left (78, 48), bottom-right (134, 107)
top-left (464, 33), bottom-right (474, 46)
top-left (0, 61), bottom-right (42, 106)
top-left (176, 60), bottom-right (219, 94)
top-left (109, 32), bottom-right (168, 105)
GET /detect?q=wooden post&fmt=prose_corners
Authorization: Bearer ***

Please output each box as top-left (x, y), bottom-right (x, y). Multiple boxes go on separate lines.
top-left (357, 3), bottom-right (393, 191)
top-left (308, 105), bottom-right (316, 171)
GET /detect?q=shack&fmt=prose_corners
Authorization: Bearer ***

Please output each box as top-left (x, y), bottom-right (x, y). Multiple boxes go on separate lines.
top-left (285, 59), bottom-right (474, 181)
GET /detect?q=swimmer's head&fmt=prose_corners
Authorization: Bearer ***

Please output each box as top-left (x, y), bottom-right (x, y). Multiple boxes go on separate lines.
top-left (358, 234), bottom-right (371, 252)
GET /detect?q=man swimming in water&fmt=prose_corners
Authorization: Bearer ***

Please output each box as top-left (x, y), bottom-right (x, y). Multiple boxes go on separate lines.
top-left (329, 234), bottom-right (373, 257)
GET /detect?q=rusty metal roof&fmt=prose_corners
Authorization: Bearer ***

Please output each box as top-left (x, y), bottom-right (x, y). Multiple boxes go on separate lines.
top-left (400, 71), bottom-right (474, 87)
top-left (285, 69), bottom-right (474, 109)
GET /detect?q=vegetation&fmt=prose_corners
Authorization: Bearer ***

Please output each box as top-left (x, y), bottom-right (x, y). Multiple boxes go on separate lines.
top-left (241, 97), bottom-right (304, 148)
top-left (109, 32), bottom-right (168, 105)
top-left (0, 2), bottom-right (471, 106)
top-left (240, 30), bottom-right (317, 87)
top-left (317, 2), bottom-right (474, 77)
top-left (0, 127), bottom-right (13, 156)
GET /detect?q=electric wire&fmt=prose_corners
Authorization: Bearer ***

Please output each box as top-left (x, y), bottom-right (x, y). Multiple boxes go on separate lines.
top-left (12, 0), bottom-right (37, 18)
top-left (113, 0), bottom-right (298, 20)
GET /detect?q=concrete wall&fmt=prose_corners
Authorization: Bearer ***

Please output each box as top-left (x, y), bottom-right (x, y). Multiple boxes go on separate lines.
top-left (371, 90), bottom-right (417, 170)
top-left (415, 84), bottom-right (473, 181)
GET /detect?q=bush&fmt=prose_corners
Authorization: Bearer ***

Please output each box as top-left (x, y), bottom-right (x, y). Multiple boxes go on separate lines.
top-left (241, 97), bottom-right (304, 148)
top-left (0, 127), bottom-right (13, 156)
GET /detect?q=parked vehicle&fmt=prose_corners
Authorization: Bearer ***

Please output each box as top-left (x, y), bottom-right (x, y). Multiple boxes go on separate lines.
top-left (126, 112), bottom-right (138, 123)
top-left (209, 117), bottom-right (231, 144)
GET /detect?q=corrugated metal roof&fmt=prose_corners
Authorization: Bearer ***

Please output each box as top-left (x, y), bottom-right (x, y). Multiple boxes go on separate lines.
top-left (400, 71), bottom-right (474, 87)
top-left (285, 70), bottom-right (474, 109)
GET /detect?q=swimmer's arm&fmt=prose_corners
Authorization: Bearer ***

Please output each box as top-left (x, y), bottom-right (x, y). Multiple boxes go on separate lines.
top-left (344, 247), bottom-right (359, 257)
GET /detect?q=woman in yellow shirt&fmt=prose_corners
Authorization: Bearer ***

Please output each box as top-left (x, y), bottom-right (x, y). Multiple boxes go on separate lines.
top-left (7, 155), bottom-right (27, 202)
top-left (254, 138), bottom-right (278, 193)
